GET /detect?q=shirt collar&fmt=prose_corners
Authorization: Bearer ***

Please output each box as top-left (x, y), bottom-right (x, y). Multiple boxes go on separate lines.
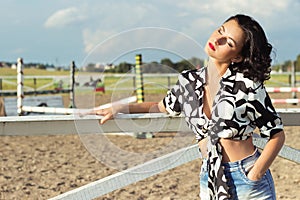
top-left (222, 66), bottom-right (234, 79)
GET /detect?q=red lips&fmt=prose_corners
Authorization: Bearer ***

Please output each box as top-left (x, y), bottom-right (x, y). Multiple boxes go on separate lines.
top-left (208, 42), bottom-right (215, 51)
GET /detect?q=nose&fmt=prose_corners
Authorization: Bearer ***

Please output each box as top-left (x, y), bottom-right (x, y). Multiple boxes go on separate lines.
top-left (215, 37), bottom-right (227, 46)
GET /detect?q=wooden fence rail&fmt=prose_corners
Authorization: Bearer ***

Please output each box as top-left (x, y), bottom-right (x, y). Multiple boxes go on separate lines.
top-left (0, 108), bottom-right (299, 136)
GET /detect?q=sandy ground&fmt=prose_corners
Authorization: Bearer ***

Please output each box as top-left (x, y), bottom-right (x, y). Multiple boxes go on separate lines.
top-left (0, 93), bottom-right (299, 200)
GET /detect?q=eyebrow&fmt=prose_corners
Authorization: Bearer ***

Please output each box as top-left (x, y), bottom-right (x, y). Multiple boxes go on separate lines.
top-left (221, 25), bottom-right (238, 46)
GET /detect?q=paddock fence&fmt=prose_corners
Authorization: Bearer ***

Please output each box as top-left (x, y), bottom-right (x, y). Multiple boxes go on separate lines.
top-left (0, 58), bottom-right (77, 115)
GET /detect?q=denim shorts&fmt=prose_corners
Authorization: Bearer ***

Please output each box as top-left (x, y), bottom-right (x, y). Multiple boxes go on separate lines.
top-left (199, 149), bottom-right (276, 200)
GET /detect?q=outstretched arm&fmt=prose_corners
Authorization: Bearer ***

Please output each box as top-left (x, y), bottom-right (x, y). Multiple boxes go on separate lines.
top-left (92, 100), bottom-right (166, 124)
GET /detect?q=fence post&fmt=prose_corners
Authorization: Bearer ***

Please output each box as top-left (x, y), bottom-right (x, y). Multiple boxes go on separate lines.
top-left (135, 54), bottom-right (144, 103)
top-left (69, 61), bottom-right (76, 108)
top-left (167, 76), bottom-right (171, 89)
top-left (33, 77), bottom-right (37, 96)
top-left (133, 76), bottom-right (136, 92)
top-left (134, 54), bottom-right (152, 138)
top-left (291, 60), bottom-right (297, 105)
top-left (17, 58), bottom-right (24, 116)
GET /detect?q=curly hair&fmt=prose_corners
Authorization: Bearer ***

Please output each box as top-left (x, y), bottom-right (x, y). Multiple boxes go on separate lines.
top-left (226, 14), bottom-right (273, 82)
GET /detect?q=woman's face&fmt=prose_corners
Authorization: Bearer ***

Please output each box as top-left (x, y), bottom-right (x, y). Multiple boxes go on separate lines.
top-left (205, 19), bottom-right (245, 64)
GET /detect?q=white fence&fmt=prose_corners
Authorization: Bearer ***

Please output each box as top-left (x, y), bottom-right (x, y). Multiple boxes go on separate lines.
top-left (0, 109), bottom-right (299, 200)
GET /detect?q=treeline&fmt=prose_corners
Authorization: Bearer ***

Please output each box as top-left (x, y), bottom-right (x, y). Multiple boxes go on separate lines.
top-left (2, 54), bottom-right (300, 73)
top-left (0, 61), bottom-right (68, 71)
top-left (105, 57), bottom-right (204, 73)
top-left (272, 54), bottom-right (300, 72)
top-left (77, 54), bottom-right (300, 73)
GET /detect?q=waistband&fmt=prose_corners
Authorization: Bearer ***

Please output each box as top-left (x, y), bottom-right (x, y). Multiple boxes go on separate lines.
top-left (222, 148), bottom-right (260, 171)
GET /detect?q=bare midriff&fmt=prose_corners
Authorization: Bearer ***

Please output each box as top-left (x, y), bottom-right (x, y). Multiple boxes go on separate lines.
top-left (201, 82), bottom-right (256, 163)
top-left (198, 136), bottom-right (256, 162)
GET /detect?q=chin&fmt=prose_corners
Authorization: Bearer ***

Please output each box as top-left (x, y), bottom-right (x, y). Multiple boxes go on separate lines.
top-left (204, 45), bottom-right (210, 55)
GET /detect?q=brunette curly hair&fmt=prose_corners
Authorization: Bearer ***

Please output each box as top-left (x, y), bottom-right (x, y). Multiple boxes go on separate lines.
top-left (226, 14), bottom-right (273, 82)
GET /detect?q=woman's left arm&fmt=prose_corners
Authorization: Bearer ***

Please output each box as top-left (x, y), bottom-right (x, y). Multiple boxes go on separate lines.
top-left (246, 84), bottom-right (285, 181)
top-left (248, 130), bottom-right (285, 181)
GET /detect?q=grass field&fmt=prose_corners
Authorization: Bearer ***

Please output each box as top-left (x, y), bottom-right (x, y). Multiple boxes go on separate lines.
top-left (0, 68), bottom-right (299, 93)
top-left (0, 68), bottom-right (70, 76)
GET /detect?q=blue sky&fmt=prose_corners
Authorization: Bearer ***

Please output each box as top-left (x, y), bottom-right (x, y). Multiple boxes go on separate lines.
top-left (1, 0), bottom-right (300, 67)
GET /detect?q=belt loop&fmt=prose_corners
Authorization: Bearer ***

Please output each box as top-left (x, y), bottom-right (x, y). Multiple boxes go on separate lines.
top-left (238, 160), bottom-right (243, 171)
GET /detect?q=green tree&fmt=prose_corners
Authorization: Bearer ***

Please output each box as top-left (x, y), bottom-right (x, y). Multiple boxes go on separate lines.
top-left (188, 57), bottom-right (204, 68)
top-left (272, 64), bottom-right (281, 72)
top-left (295, 54), bottom-right (300, 72)
top-left (282, 60), bottom-right (291, 72)
top-left (175, 60), bottom-right (195, 72)
top-left (116, 62), bottom-right (132, 73)
top-left (161, 58), bottom-right (174, 68)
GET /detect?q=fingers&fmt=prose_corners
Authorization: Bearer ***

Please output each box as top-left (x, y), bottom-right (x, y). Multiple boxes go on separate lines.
top-left (100, 113), bottom-right (112, 124)
top-left (94, 108), bottom-right (114, 124)
top-left (87, 108), bottom-right (107, 115)
top-left (81, 107), bottom-right (115, 124)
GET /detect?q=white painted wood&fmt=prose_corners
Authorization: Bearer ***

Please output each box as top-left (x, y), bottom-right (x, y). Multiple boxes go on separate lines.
top-left (272, 99), bottom-right (300, 104)
top-left (0, 109), bottom-right (299, 136)
top-left (0, 114), bottom-right (187, 136)
top-left (266, 87), bottom-right (300, 93)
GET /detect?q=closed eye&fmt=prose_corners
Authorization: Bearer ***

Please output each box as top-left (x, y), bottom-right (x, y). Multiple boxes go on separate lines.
top-left (227, 42), bottom-right (233, 47)
top-left (218, 28), bottom-right (223, 35)
top-left (218, 26), bottom-right (234, 48)
top-left (218, 29), bottom-right (234, 47)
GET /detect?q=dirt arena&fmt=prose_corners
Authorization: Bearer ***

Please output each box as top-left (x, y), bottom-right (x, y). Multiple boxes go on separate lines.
top-left (0, 93), bottom-right (299, 200)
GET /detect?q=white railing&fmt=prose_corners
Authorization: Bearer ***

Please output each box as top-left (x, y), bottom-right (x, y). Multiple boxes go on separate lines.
top-left (1, 108), bottom-right (299, 136)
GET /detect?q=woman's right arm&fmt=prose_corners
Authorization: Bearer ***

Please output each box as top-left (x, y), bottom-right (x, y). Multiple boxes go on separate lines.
top-left (93, 100), bottom-right (167, 124)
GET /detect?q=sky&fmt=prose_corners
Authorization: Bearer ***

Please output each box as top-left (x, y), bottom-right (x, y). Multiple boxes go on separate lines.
top-left (1, 0), bottom-right (300, 68)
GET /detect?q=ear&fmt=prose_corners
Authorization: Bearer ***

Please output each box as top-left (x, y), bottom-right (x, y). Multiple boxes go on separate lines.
top-left (231, 55), bottom-right (243, 63)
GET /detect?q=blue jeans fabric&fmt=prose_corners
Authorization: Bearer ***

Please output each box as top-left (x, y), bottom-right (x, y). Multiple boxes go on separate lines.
top-left (200, 149), bottom-right (276, 200)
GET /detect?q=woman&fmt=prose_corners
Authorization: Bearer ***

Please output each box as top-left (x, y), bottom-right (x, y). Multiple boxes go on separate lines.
top-left (93, 14), bottom-right (285, 199)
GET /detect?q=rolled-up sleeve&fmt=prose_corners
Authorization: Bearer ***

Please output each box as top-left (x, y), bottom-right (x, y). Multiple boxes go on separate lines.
top-left (163, 77), bottom-right (183, 116)
top-left (247, 85), bottom-right (283, 139)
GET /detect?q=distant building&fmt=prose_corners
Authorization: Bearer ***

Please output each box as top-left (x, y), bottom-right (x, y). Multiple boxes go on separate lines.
top-left (82, 63), bottom-right (115, 72)
top-left (11, 64), bottom-right (17, 69)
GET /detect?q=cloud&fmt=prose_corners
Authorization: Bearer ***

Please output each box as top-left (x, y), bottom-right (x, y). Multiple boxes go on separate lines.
top-left (11, 47), bottom-right (26, 55)
top-left (75, 0), bottom-right (300, 64)
top-left (175, 0), bottom-right (290, 17)
top-left (82, 29), bottom-right (117, 53)
top-left (44, 7), bottom-right (86, 28)
top-left (171, 0), bottom-right (299, 43)
top-left (81, 27), bottom-right (205, 65)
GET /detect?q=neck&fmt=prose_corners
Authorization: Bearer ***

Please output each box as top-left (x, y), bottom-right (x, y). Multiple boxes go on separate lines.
top-left (207, 58), bottom-right (229, 77)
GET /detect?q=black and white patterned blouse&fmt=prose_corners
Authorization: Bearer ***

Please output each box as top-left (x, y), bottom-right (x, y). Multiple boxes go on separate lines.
top-left (163, 66), bottom-right (283, 199)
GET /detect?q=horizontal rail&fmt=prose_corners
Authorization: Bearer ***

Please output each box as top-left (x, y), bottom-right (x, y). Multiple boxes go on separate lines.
top-left (266, 87), bottom-right (300, 93)
top-left (22, 106), bottom-right (83, 115)
top-left (0, 75), bottom-right (69, 79)
top-left (20, 96), bottom-right (137, 115)
top-left (0, 89), bottom-right (72, 96)
top-left (272, 99), bottom-right (300, 104)
top-left (0, 114), bottom-right (186, 136)
top-left (0, 108), bottom-right (299, 136)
